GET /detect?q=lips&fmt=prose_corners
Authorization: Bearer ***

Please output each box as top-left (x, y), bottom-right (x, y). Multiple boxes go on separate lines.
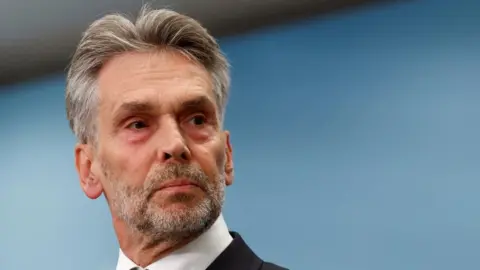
top-left (157, 178), bottom-right (200, 190)
top-left (146, 178), bottom-right (202, 201)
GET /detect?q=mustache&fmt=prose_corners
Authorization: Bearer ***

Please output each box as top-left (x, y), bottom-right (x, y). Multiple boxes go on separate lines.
top-left (144, 163), bottom-right (209, 192)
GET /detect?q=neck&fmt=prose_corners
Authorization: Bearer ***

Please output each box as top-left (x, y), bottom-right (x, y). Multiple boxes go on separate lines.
top-left (112, 217), bottom-right (197, 267)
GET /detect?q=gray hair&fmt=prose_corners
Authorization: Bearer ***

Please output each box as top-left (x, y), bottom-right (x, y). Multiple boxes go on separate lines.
top-left (65, 5), bottom-right (230, 144)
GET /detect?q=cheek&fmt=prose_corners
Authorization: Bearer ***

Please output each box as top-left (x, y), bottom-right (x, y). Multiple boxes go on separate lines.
top-left (191, 140), bottom-right (225, 177)
top-left (214, 145), bottom-right (226, 170)
top-left (99, 142), bottom-right (154, 186)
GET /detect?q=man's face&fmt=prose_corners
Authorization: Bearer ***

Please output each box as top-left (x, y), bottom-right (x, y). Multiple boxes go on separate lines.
top-left (75, 50), bottom-right (233, 241)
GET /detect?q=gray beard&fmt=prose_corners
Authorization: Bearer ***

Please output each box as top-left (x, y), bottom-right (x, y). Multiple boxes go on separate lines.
top-left (105, 163), bottom-right (225, 245)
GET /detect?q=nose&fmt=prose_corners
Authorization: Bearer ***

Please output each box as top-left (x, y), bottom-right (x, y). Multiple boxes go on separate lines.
top-left (155, 118), bottom-right (191, 164)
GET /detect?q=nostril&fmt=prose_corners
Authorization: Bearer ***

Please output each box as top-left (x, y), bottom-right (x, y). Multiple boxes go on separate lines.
top-left (180, 152), bottom-right (188, 160)
top-left (164, 152), bottom-right (173, 160)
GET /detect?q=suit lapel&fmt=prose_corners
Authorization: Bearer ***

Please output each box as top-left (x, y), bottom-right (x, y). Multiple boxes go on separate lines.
top-left (206, 232), bottom-right (263, 270)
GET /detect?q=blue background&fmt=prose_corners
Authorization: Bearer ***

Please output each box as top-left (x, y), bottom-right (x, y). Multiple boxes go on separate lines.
top-left (1, 1), bottom-right (479, 269)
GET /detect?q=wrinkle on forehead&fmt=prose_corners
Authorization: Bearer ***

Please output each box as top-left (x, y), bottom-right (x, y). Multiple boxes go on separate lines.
top-left (97, 50), bottom-right (214, 112)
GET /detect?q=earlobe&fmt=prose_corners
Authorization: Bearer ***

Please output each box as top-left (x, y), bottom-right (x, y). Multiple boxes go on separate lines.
top-left (223, 131), bottom-right (234, 186)
top-left (75, 144), bottom-right (103, 199)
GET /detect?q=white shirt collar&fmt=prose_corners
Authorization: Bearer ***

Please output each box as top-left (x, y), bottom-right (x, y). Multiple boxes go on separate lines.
top-left (116, 213), bottom-right (232, 270)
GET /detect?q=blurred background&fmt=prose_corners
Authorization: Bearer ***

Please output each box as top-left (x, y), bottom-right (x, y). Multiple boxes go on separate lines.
top-left (1, 0), bottom-right (479, 269)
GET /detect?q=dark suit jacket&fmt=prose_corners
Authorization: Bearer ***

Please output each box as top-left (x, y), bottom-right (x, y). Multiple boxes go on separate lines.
top-left (206, 231), bottom-right (288, 270)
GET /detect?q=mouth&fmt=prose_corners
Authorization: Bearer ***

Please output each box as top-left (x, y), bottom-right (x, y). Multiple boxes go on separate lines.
top-left (156, 178), bottom-right (202, 192)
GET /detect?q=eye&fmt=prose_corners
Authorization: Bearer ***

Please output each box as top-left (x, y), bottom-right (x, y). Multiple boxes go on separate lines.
top-left (127, 120), bottom-right (148, 130)
top-left (189, 115), bottom-right (207, 126)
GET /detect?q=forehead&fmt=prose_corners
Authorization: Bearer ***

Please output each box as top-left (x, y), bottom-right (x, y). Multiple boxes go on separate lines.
top-left (97, 50), bottom-right (214, 111)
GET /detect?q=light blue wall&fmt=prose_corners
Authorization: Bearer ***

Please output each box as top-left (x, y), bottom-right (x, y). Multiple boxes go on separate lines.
top-left (1, 1), bottom-right (479, 269)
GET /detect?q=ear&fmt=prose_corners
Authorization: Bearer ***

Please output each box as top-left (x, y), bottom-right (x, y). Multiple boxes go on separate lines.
top-left (223, 131), bottom-right (234, 186)
top-left (75, 144), bottom-right (103, 199)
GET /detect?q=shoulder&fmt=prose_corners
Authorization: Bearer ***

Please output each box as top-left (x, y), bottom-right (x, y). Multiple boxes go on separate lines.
top-left (230, 232), bottom-right (289, 270)
top-left (261, 261), bottom-right (289, 270)
top-left (212, 231), bottom-right (289, 270)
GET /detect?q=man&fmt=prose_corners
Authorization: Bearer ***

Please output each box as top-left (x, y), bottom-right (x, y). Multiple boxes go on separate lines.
top-left (65, 5), bottom-right (288, 270)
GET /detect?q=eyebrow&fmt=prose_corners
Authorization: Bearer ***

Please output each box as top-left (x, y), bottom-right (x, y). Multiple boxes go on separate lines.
top-left (179, 95), bottom-right (216, 112)
top-left (111, 95), bottom-right (216, 125)
top-left (112, 101), bottom-right (158, 126)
